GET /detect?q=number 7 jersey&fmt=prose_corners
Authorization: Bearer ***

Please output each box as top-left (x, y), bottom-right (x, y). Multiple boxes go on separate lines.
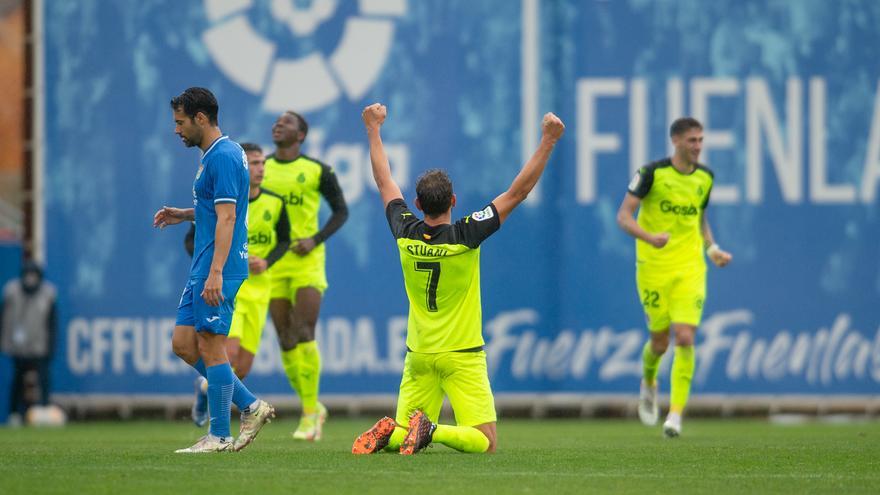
top-left (385, 199), bottom-right (500, 353)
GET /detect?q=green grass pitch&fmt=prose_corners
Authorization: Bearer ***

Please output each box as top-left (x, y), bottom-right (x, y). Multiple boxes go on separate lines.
top-left (1, 417), bottom-right (878, 494)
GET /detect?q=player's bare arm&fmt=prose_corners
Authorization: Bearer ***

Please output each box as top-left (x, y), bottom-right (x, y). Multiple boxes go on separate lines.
top-left (492, 112), bottom-right (564, 224)
top-left (363, 103), bottom-right (403, 207)
top-left (616, 194), bottom-right (670, 248)
top-left (153, 206), bottom-right (194, 228)
top-left (701, 212), bottom-right (732, 267)
top-left (203, 202), bottom-right (235, 306)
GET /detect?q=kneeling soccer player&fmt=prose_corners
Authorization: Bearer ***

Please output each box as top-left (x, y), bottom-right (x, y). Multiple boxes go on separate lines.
top-left (351, 103), bottom-right (564, 454)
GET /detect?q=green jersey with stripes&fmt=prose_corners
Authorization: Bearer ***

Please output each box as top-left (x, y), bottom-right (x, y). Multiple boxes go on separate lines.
top-left (628, 158), bottom-right (714, 270)
top-left (386, 199), bottom-right (500, 353)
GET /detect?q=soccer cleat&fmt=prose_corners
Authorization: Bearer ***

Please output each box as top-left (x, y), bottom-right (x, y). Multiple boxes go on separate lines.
top-left (191, 377), bottom-right (208, 427)
top-left (400, 410), bottom-right (436, 455)
top-left (292, 402), bottom-right (328, 441)
top-left (234, 399), bottom-right (276, 452)
top-left (663, 412), bottom-right (682, 438)
top-left (638, 379), bottom-right (659, 426)
top-left (352, 417), bottom-right (398, 454)
top-left (175, 434), bottom-right (233, 453)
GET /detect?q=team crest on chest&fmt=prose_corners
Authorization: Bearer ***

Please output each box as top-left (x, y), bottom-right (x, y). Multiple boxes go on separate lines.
top-left (195, 164), bottom-right (204, 180)
top-left (263, 210), bottom-right (272, 221)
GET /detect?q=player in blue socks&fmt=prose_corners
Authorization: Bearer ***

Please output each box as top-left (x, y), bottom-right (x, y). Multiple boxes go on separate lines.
top-left (154, 87), bottom-right (274, 453)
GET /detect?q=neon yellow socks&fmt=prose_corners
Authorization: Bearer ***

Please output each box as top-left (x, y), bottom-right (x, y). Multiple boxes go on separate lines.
top-left (280, 348), bottom-right (301, 397)
top-left (295, 341), bottom-right (321, 413)
top-left (281, 342), bottom-right (322, 413)
top-left (642, 341), bottom-right (662, 385)
top-left (433, 425), bottom-right (490, 453)
top-left (384, 424), bottom-right (489, 453)
top-left (385, 426), bottom-right (407, 451)
top-left (670, 345), bottom-right (695, 413)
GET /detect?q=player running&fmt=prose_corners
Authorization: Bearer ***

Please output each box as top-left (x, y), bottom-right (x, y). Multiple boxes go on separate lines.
top-left (352, 103), bottom-right (564, 455)
top-left (154, 87), bottom-right (274, 453)
top-left (616, 117), bottom-right (732, 438)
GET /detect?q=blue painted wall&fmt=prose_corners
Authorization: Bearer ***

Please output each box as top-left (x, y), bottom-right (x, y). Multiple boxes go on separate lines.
top-left (43, 1), bottom-right (880, 396)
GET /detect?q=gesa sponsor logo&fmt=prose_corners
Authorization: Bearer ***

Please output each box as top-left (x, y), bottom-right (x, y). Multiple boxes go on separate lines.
top-left (660, 200), bottom-right (698, 216)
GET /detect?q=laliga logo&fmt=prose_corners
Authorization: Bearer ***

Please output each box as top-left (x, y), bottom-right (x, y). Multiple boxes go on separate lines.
top-left (202, 0), bottom-right (407, 113)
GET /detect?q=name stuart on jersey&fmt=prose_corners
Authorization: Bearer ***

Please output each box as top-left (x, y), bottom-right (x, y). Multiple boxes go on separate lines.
top-left (406, 245), bottom-right (449, 257)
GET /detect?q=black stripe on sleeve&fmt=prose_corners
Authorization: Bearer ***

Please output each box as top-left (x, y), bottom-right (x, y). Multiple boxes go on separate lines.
top-left (314, 164), bottom-right (348, 245)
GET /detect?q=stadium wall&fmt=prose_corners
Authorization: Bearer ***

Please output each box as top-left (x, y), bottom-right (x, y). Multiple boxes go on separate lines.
top-left (38, 1), bottom-right (880, 413)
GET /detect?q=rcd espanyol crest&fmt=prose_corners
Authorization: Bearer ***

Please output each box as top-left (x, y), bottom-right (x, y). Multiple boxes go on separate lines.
top-left (202, 0), bottom-right (407, 113)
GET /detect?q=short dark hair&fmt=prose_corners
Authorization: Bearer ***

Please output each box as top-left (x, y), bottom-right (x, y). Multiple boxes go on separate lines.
top-left (669, 117), bottom-right (702, 137)
top-left (416, 169), bottom-right (453, 216)
top-left (284, 110), bottom-right (309, 141)
top-left (240, 143), bottom-right (263, 154)
top-left (170, 87), bottom-right (219, 125)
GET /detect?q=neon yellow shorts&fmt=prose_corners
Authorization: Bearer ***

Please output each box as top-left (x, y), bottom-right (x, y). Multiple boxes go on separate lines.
top-left (229, 276), bottom-right (271, 354)
top-left (636, 265), bottom-right (706, 332)
top-left (395, 350), bottom-right (497, 427)
top-left (269, 268), bottom-right (327, 301)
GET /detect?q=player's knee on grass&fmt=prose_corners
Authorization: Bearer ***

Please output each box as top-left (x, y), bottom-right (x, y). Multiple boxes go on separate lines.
top-left (475, 423), bottom-right (497, 453)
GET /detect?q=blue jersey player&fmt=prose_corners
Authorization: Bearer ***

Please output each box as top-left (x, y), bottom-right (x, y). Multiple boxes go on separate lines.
top-left (153, 87), bottom-right (275, 453)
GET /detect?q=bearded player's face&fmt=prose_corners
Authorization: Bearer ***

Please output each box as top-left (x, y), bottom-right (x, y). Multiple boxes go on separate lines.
top-left (173, 107), bottom-right (202, 148)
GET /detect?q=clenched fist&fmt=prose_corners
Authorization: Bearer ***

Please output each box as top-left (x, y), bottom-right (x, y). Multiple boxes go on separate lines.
top-left (542, 112), bottom-right (565, 142)
top-left (362, 103), bottom-right (387, 130)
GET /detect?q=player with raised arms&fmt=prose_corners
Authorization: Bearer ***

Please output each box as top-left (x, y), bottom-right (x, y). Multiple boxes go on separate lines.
top-left (351, 103), bottom-right (564, 455)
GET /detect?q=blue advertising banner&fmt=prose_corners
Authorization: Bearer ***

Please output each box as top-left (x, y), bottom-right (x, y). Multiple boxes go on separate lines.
top-left (43, 0), bottom-right (880, 398)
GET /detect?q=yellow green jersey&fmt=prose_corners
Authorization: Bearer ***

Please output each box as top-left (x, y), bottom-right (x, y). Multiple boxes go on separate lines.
top-left (386, 199), bottom-right (501, 353)
top-left (628, 158), bottom-right (714, 270)
top-left (262, 154), bottom-right (348, 278)
top-left (246, 188), bottom-right (290, 279)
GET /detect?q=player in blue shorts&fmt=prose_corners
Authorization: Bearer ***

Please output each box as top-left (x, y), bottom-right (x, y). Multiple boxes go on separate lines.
top-left (153, 87), bottom-right (274, 453)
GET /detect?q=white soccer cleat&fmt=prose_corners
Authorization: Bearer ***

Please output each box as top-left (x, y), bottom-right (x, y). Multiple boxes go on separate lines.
top-left (663, 412), bottom-right (682, 438)
top-left (175, 434), bottom-right (233, 453)
top-left (638, 380), bottom-right (659, 426)
top-left (234, 399), bottom-right (276, 452)
top-left (292, 402), bottom-right (327, 441)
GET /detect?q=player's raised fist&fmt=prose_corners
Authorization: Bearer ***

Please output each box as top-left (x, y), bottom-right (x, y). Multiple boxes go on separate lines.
top-left (362, 103), bottom-right (387, 129)
top-left (541, 112), bottom-right (565, 142)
